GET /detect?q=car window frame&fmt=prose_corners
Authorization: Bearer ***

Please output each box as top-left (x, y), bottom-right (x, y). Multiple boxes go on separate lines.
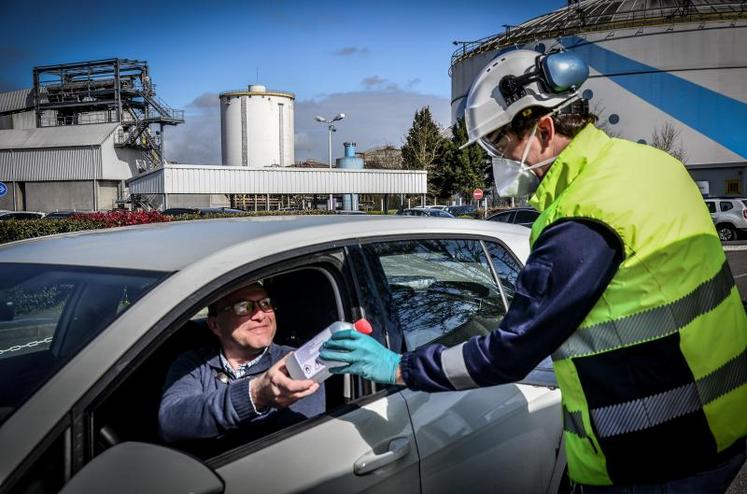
top-left (75, 244), bottom-right (388, 473)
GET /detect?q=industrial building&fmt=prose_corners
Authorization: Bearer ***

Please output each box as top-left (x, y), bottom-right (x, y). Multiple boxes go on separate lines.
top-left (0, 66), bottom-right (427, 212)
top-left (127, 162), bottom-right (427, 211)
top-left (0, 58), bottom-right (184, 211)
top-left (450, 0), bottom-right (747, 197)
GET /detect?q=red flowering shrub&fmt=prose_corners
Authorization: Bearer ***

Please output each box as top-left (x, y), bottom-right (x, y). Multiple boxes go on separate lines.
top-left (74, 210), bottom-right (171, 227)
top-left (0, 209), bottom-right (335, 244)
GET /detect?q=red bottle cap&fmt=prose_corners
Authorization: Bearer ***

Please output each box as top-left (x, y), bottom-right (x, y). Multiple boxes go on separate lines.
top-left (353, 318), bottom-right (373, 335)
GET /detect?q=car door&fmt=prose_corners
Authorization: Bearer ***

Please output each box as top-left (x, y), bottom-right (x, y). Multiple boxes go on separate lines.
top-left (214, 391), bottom-right (418, 493)
top-left (355, 237), bottom-right (563, 494)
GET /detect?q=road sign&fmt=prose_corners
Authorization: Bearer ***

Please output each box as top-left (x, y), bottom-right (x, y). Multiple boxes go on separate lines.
top-left (472, 188), bottom-right (483, 201)
top-left (0, 182), bottom-right (7, 198)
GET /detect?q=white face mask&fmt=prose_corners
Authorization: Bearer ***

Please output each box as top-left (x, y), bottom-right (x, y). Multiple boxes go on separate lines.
top-left (492, 124), bottom-right (556, 197)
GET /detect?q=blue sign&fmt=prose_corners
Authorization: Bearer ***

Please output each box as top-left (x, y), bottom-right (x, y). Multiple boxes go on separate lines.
top-left (0, 182), bottom-right (7, 198)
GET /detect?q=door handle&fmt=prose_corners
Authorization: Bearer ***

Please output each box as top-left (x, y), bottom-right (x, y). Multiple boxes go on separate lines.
top-left (354, 437), bottom-right (410, 475)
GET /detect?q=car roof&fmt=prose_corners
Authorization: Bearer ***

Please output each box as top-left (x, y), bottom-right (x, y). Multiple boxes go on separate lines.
top-left (0, 215), bottom-right (530, 271)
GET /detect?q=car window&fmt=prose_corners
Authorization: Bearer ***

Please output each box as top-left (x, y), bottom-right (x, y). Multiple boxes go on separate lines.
top-left (88, 255), bottom-right (370, 463)
top-left (485, 242), bottom-right (522, 303)
top-left (0, 264), bottom-right (166, 426)
top-left (720, 201), bottom-right (734, 212)
top-left (363, 239), bottom-right (506, 351)
top-left (514, 210), bottom-right (539, 224)
top-left (489, 212), bottom-right (514, 223)
top-left (705, 202), bottom-right (716, 213)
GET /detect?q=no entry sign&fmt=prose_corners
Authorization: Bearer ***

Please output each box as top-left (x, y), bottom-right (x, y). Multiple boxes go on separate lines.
top-left (472, 188), bottom-right (483, 201)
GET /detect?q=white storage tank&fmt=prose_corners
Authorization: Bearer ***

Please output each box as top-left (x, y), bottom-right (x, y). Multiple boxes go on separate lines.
top-left (220, 85), bottom-right (294, 167)
top-left (449, 0), bottom-right (747, 166)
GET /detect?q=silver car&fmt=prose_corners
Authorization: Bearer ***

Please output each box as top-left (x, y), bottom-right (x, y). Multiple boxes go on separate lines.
top-left (704, 197), bottom-right (747, 241)
top-left (0, 216), bottom-right (566, 494)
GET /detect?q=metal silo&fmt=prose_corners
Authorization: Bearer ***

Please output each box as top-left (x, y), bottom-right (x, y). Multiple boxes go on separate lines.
top-left (220, 85), bottom-right (294, 167)
top-left (336, 142), bottom-right (364, 210)
top-left (450, 0), bottom-right (747, 166)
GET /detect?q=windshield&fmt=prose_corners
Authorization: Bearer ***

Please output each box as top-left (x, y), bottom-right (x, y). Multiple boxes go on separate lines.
top-left (0, 263), bottom-right (168, 425)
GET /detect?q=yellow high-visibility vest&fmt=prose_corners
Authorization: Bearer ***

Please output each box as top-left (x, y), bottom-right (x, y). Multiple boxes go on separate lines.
top-left (528, 125), bottom-right (747, 485)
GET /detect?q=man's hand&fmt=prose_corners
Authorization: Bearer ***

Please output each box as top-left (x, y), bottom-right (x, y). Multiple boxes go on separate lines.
top-left (251, 354), bottom-right (319, 410)
top-left (320, 330), bottom-right (402, 385)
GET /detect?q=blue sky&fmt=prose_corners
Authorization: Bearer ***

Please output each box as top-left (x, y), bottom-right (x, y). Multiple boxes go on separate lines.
top-left (1, 0), bottom-right (563, 163)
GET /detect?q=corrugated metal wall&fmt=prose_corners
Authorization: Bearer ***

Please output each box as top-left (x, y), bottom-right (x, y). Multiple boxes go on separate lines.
top-left (0, 146), bottom-right (101, 181)
top-left (127, 169), bottom-right (164, 194)
top-left (129, 165), bottom-right (427, 195)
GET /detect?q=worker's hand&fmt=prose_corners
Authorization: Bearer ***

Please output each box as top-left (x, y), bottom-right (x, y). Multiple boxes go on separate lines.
top-left (251, 354), bottom-right (319, 410)
top-left (320, 330), bottom-right (401, 385)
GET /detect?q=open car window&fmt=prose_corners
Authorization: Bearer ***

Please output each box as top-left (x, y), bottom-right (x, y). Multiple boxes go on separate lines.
top-left (363, 239), bottom-right (507, 351)
top-left (88, 253), bottom-right (371, 463)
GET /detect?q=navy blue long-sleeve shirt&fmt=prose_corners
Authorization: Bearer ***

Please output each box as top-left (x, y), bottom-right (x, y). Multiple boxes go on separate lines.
top-left (400, 219), bottom-right (623, 391)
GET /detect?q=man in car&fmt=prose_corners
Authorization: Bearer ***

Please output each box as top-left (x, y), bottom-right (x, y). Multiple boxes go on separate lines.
top-left (159, 282), bottom-right (325, 443)
top-left (321, 49), bottom-right (746, 493)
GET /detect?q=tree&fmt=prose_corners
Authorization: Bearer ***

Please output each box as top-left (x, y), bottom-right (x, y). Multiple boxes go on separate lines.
top-left (651, 122), bottom-right (687, 163)
top-left (401, 107), bottom-right (443, 171)
top-left (435, 117), bottom-right (489, 200)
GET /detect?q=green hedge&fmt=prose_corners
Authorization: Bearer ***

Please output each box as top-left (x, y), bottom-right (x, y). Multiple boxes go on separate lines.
top-left (0, 209), bottom-right (335, 245)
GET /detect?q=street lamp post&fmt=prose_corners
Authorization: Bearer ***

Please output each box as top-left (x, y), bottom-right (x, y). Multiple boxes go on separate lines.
top-left (315, 113), bottom-right (345, 210)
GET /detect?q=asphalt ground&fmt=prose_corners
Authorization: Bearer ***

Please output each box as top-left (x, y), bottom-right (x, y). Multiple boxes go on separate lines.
top-left (721, 243), bottom-right (746, 494)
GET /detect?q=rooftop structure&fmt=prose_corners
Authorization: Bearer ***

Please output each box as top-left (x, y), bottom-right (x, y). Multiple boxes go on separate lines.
top-left (30, 58), bottom-right (184, 169)
top-left (451, 0), bottom-right (747, 70)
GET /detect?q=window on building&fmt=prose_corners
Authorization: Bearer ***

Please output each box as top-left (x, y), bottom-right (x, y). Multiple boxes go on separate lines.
top-left (726, 180), bottom-right (741, 195)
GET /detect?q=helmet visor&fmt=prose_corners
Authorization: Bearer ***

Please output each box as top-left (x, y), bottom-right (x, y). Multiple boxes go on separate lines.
top-left (478, 126), bottom-right (512, 158)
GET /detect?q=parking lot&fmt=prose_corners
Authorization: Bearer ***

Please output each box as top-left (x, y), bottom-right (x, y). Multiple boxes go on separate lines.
top-left (724, 244), bottom-right (747, 494)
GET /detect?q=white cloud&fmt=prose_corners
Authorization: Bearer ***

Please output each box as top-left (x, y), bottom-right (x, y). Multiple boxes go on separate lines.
top-left (164, 92), bottom-right (221, 165)
top-left (164, 88), bottom-right (451, 164)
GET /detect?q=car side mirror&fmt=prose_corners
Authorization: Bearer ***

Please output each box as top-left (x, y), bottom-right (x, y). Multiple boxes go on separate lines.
top-left (60, 442), bottom-right (223, 494)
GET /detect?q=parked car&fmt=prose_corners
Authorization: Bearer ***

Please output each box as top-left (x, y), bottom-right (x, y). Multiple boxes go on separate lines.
top-left (487, 207), bottom-right (540, 228)
top-left (445, 204), bottom-right (477, 217)
top-left (44, 210), bottom-right (93, 219)
top-left (397, 208), bottom-right (455, 218)
top-left (334, 210), bottom-right (366, 215)
top-left (162, 207), bottom-right (246, 216)
top-left (0, 211), bottom-right (45, 220)
top-left (704, 197), bottom-right (747, 241)
top-left (0, 217), bottom-right (565, 493)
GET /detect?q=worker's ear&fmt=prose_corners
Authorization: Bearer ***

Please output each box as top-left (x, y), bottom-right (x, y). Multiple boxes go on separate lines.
top-left (536, 115), bottom-right (555, 152)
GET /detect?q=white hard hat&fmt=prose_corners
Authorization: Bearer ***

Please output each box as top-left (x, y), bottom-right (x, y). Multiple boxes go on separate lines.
top-left (461, 49), bottom-right (589, 150)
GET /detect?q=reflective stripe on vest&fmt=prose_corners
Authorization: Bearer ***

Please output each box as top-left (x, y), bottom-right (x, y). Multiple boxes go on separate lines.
top-left (553, 260), bottom-right (734, 361)
top-left (575, 349), bottom-right (747, 439)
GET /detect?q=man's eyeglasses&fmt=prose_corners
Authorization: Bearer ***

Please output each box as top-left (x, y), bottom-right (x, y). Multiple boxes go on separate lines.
top-left (219, 297), bottom-right (274, 316)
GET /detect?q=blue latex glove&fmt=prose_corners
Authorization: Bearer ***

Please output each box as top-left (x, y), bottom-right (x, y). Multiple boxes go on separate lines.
top-left (320, 330), bottom-right (401, 385)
